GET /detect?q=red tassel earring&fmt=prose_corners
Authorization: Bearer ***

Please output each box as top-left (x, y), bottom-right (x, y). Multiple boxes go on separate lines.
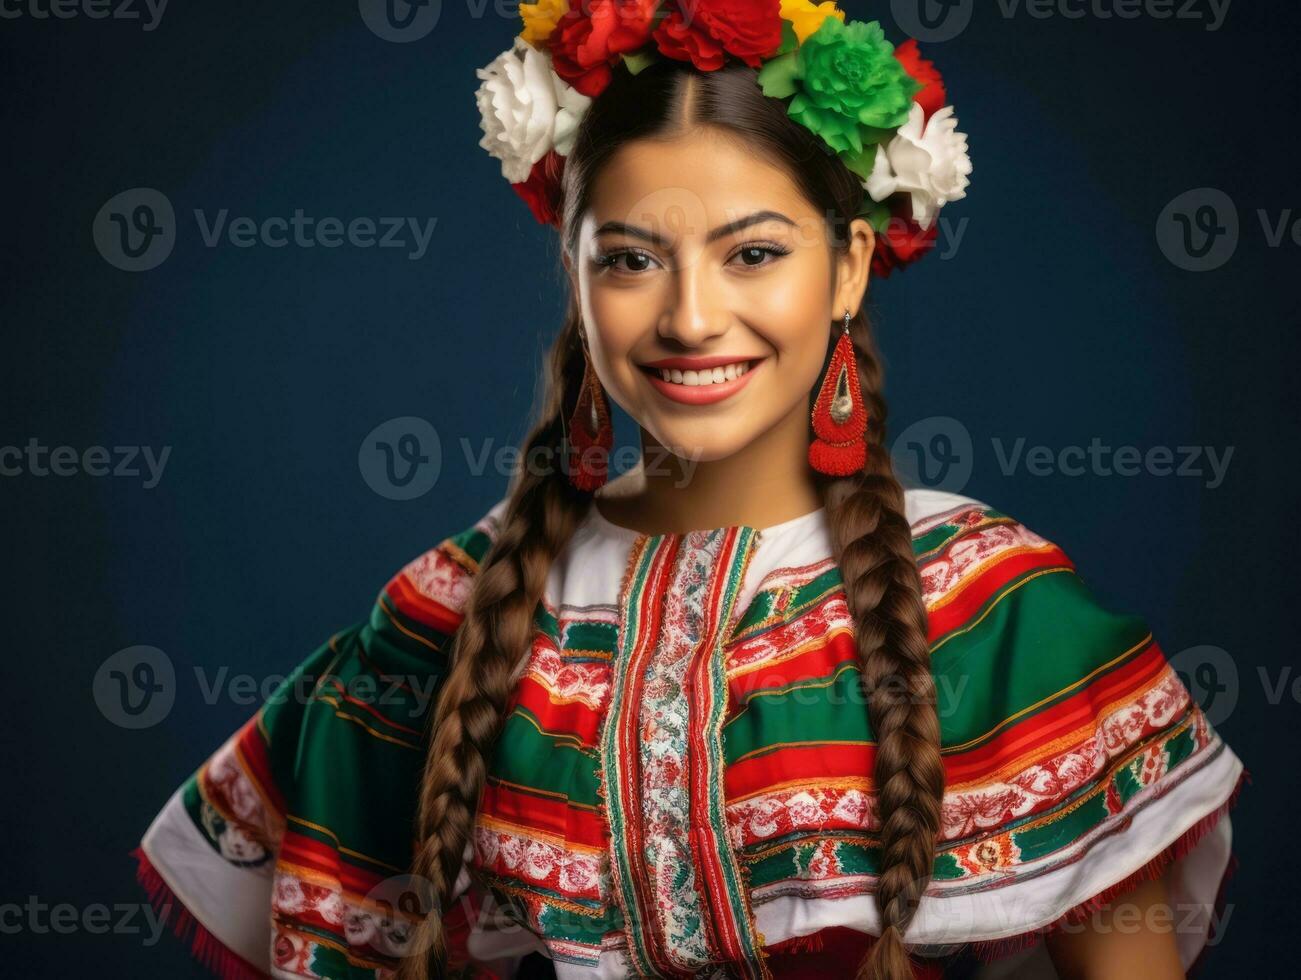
top-left (808, 309), bottom-right (869, 476)
top-left (567, 343), bottom-right (613, 491)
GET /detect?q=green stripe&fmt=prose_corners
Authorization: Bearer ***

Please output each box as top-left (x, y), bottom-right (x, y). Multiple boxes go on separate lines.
top-left (721, 568), bottom-right (1153, 766)
top-left (722, 663), bottom-right (871, 764)
top-left (932, 568), bottom-right (1152, 748)
top-left (368, 596), bottom-right (453, 668)
top-left (911, 507), bottom-right (1012, 560)
top-left (562, 620), bottom-right (618, 656)
top-left (729, 566), bottom-right (841, 641)
top-left (447, 522), bottom-right (495, 564)
top-left (599, 537), bottom-right (658, 975)
top-left (745, 836), bottom-right (879, 888)
top-left (490, 709), bottom-right (601, 806)
top-left (702, 528), bottom-right (768, 974)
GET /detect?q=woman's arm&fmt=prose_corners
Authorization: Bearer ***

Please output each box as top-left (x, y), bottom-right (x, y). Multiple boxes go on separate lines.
top-left (1044, 874), bottom-right (1186, 979)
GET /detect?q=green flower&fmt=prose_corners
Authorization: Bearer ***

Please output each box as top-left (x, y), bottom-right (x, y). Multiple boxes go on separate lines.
top-left (757, 17), bottom-right (921, 180)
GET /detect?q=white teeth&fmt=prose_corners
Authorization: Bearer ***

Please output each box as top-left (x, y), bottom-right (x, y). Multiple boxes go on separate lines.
top-left (657, 360), bottom-right (752, 387)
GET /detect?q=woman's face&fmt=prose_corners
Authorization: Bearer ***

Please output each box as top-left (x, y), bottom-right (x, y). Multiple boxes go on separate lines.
top-left (568, 126), bottom-right (874, 465)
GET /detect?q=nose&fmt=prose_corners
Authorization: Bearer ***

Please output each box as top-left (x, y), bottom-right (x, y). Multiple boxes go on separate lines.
top-left (657, 249), bottom-right (730, 348)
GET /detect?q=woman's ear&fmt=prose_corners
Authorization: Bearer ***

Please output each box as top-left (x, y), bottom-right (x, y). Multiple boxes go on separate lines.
top-left (834, 217), bottom-right (875, 318)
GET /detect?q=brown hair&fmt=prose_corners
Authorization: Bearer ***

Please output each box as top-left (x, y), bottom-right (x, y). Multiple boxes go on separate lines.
top-left (399, 57), bottom-right (943, 980)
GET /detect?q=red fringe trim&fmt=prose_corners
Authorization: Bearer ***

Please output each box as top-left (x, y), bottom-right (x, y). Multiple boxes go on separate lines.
top-left (965, 765), bottom-right (1250, 965)
top-left (131, 846), bottom-right (269, 980)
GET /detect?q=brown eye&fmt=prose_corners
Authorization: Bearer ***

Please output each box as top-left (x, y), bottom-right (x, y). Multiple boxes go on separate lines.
top-left (594, 248), bottom-right (659, 274)
top-left (729, 242), bottom-right (791, 269)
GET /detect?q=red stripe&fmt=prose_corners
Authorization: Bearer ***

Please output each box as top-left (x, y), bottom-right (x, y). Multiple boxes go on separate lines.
top-left (728, 629), bottom-right (859, 708)
top-left (509, 673), bottom-right (603, 748)
top-left (234, 717), bottom-right (285, 816)
top-left (321, 677), bottom-right (423, 737)
top-left (927, 545), bottom-right (1073, 642)
top-left (688, 529), bottom-right (748, 965)
top-left (480, 781), bottom-right (607, 850)
top-left (383, 573), bottom-right (463, 634)
top-left (726, 742), bottom-right (875, 801)
top-left (278, 830), bottom-right (393, 894)
top-left (942, 640), bottom-right (1170, 780)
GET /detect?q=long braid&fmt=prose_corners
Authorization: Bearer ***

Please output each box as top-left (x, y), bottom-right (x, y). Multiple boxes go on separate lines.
top-left (397, 310), bottom-right (593, 980)
top-left (817, 311), bottom-right (946, 980)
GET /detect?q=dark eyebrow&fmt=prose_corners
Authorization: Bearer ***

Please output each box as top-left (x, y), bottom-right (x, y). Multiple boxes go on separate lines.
top-left (594, 209), bottom-right (796, 247)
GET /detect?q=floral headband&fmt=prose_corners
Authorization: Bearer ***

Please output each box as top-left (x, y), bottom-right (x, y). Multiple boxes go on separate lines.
top-left (474, 0), bottom-right (972, 276)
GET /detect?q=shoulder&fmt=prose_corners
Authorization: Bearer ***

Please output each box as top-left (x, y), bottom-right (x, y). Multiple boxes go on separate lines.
top-left (902, 487), bottom-right (1150, 690)
top-left (906, 486), bottom-right (1093, 639)
top-left (365, 495), bottom-right (511, 663)
top-left (904, 487), bottom-right (1082, 626)
top-left (904, 493), bottom-right (1246, 963)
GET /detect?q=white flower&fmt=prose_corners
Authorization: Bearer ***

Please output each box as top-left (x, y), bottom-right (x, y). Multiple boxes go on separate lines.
top-left (474, 36), bottom-right (592, 184)
top-left (864, 102), bottom-right (972, 230)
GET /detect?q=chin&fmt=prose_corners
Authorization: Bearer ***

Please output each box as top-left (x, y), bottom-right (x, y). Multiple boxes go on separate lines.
top-left (644, 421), bottom-right (760, 465)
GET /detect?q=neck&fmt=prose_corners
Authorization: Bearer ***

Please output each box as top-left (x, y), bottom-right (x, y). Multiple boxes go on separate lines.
top-left (594, 402), bottom-right (823, 536)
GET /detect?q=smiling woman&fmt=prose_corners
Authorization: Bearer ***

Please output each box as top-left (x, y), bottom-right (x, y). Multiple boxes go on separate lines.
top-left (133, 3), bottom-right (1244, 980)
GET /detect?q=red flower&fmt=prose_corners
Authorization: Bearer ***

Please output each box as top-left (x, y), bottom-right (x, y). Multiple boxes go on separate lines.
top-left (512, 149), bottom-right (566, 227)
top-left (653, 0), bottom-right (783, 71)
top-left (894, 39), bottom-right (947, 120)
top-left (871, 208), bottom-right (939, 278)
top-left (548, 0), bottom-right (662, 98)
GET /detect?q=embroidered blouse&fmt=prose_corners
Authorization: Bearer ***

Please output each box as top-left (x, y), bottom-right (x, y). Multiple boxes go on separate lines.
top-left (134, 488), bottom-right (1246, 980)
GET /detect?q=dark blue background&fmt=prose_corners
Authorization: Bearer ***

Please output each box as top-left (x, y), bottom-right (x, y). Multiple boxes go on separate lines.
top-left (3, 0), bottom-right (1295, 975)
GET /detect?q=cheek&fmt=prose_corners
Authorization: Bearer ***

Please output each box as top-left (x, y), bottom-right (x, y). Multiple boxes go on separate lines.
top-left (580, 284), bottom-right (656, 406)
top-left (739, 253), bottom-right (834, 385)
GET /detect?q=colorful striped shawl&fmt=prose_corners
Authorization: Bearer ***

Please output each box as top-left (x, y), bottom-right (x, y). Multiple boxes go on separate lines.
top-left (134, 488), bottom-right (1245, 979)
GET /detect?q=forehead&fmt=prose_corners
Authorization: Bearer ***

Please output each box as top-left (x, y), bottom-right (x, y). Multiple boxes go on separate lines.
top-left (583, 127), bottom-right (815, 238)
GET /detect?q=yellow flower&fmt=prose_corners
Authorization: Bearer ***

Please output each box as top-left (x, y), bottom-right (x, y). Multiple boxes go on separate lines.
top-left (779, 0), bottom-right (845, 44)
top-left (519, 0), bottom-right (568, 48)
